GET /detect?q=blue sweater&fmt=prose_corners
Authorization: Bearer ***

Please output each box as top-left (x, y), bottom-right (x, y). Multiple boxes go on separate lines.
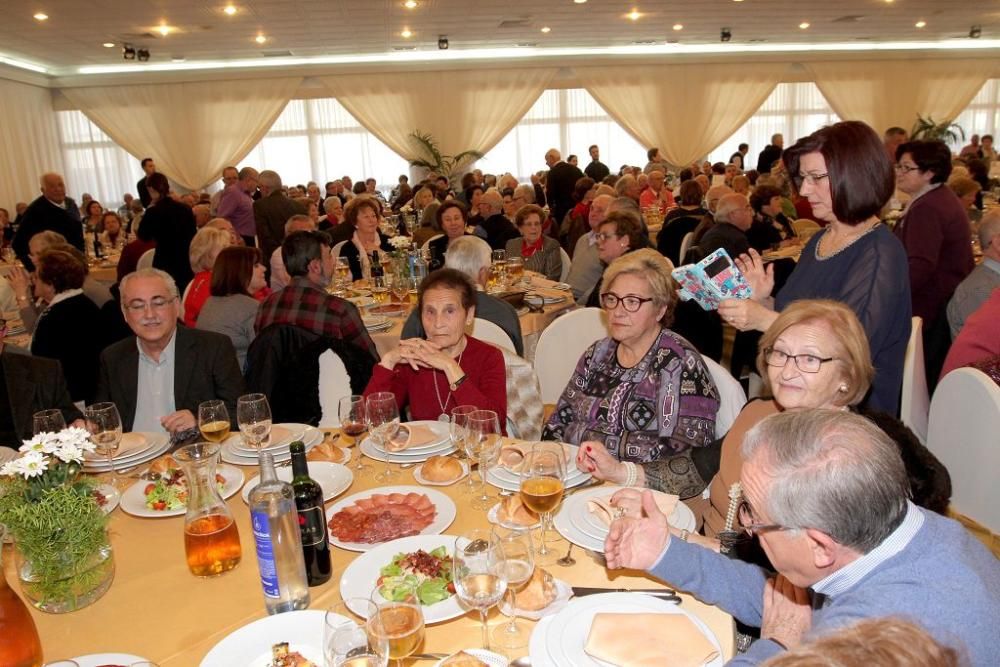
top-left (650, 507), bottom-right (1000, 666)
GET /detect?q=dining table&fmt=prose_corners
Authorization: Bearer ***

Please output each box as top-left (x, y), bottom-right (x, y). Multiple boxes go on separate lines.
top-left (6, 428), bottom-right (736, 666)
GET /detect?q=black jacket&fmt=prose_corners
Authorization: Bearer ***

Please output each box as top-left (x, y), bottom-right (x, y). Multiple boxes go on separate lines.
top-left (584, 160), bottom-right (610, 182)
top-left (1, 350), bottom-right (83, 443)
top-left (339, 232), bottom-right (393, 281)
top-left (254, 191), bottom-right (306, 266)
top-left (31, 294), bottom-right (104, 403)
top-left (546, 162), bottom-right (584, 225)
top-left (755, 144), bottom-right (783, 174)
top-left (137, 176), bottom-right (152, 208)
top-left (137, 197), bottom-right (198, 292)
top-left (12, 196), bottom-right (84, 270)
top-left (480, 214), bottom-right (519, 252)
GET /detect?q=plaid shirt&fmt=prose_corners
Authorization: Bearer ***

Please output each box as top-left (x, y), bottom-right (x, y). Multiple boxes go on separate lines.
top-left (255, 277), bottom-right (380, 362)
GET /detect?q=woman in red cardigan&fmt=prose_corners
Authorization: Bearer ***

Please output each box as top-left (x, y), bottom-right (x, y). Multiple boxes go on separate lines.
top-left (364, 268), bottom-right (508, 430)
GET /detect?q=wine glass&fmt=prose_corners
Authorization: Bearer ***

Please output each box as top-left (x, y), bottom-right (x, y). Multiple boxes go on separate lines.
top-left (339, 395), bottom-right (370, 473)
top-left (32, 408), bottom-right (66, 435)
top-left (449, 405), bottom-right (478, 494)
top-left (366, 392), bottom-right (400, 482)
top-left (325, 599), bottom-right (388, 667)
top-left (453, 529), bottom-right (508, 651)
top-left (371, 580), bottom-right (424, 667)
top-left (491, 527), bottom-right (535, 649)
top-left (520, 444), bottom-right (566, 564)
top-left (466, 410), bottom-right (503, 511)
top-left (236, 393), bottom-right (271, 451)
top-left (197, 400), bottom-right (231, 444)
top-left (85, 402), bottom-right (123, 491)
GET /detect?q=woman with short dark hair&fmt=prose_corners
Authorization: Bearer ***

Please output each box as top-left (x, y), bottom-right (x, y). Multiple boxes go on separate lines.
top-left (427, 201), bottom-right (470, 271)
top-left (196, 246), bottom-right (267, 369)
top-left (339, 195), bottom-right (393, 281)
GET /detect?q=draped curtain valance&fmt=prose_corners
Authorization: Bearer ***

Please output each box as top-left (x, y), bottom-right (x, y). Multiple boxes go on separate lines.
top-left (0, 78), bottom-right (64, 210)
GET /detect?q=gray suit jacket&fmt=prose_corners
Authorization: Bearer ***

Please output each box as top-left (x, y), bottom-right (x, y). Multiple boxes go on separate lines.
top-left (401, 292), bottom-right (524, 356)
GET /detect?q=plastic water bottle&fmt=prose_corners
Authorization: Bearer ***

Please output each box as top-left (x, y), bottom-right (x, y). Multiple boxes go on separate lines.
top-left (248, 452), bottom-right (311, 614)
top-left (411, 250), bottom-right (428, 282)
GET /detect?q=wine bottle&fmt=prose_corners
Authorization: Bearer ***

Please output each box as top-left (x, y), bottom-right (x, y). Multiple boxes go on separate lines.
top-left (289, 441), bottom-right (333, 586)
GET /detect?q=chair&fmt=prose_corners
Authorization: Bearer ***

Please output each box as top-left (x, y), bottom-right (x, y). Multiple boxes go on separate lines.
top-left (472, 318), bottom-right (516, 354)
top-left (792, 219), bottom-right (821, 240)
top-left (901, 316), bottom-right (930, 443)
top-left (927, 367), bottom-right (1000, 531)
top-left (700, 356), bottom-right (748, 438)
top-left (137, 248), bottom-right (155, 270)
top-left (331, 240), bottom-right (349, 259)
top-left (558, 247), bottom-right (571, 282)
top-left (421, 234), bottom-right (444, 251)
top-left (179, 280), bottom-right (193, 324)
top-left (501, 349), bottom-right (544, 440)
top-left (677, 232), bottom-right (695, 267)
top-left (318, 349), bottom-right (352, 427)
top-left (656, 215), bottom-right (700, 266)
top-left (535, 308), bottom-right (609, 404)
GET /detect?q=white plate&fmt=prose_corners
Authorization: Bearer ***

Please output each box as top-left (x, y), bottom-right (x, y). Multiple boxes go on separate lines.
top-left (413, 459), bottom-right (469, 486)
top-left (94, 484), bottom-right (120, 515)
top-left (360, 438), bottom-right (455, 464)
top-left (241, 461), bottom-right (354, 503)
top-left (487, 502), bottom-right (541, 530)
top-left (348, 296), bottom-right (375, 308)
top-left (82, 431), bottom-right (156, 462)
top-left (200, 609), bottom-right (338, 667)
top-left (371, 421), bottom-right (451, 452)
top-left (525, 293), bottom-right (567, 305)
top-left (340, 533), bottom-right (463, 624)
top-left (528, 615), bottom-right (556, 666)
top-left (71, 653), bottom-right (149, 667)
top-left (434, 649), bottom-right (508, 667)
top-left (229, 422), bottom-right (309, 454)
top-left (221, 426), bottom-right (322, 466)
top-left (119, 464), bottom-right (245, 518)
top-left (325, 485), bottom-right (457, 552)
top-left (81, 432), bottom-right (171, 472)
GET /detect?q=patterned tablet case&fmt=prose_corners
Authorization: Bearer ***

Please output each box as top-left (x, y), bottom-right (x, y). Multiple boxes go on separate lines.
top-left (671, 248), bottom-right (753, 311)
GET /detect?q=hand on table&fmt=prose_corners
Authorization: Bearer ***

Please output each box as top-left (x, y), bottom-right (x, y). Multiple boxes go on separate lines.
top-left (761, 574), bottom-right (812, 650)
top-left (718, 298), bottom-right (778, 333)
top-left (161, 410), bottom-right (196, 435)
top-left (604, 490), bottom-right (671, 570)
top-left (734, 249), bottom-right (774, 301)
top-left (576, 441), bottom-right (628, 485)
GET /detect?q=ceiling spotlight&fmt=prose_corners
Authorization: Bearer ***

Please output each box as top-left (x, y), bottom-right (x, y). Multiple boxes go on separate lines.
top-left (915, 20), bottom-right (926, 28)
top-left (137, 48), bottom-right (150, 62)
top-left (401, 28), bottom-right (412, 38)
top-left (672, 23), bottom-right (683, 31)
top-left (574, 0), bottom-right (588, 3)
top-left (223, 4), bottom-right (237, 15)
top-left (541, 26), bottom-right (551, 33)
top-left (255, 33), bottom-right (267, 44)
top-left (627, 9), bottom-right (642, 21)
top-left (970, 25), bottom-right (982, 39)
top-left (404, 0), bottom-right (417, 7)
top-left (122, 44), bottom-right (136, 60)
top-left (102, 42), bottom-right (115, 48)
top-left (33, 12), bottom-right (48, 21)
top-left (438, 35), bottom-right (449, 49)
top-left (156, 24), bottom-right (172, 36)
top-left (799, 22), bottom-right (810, 29)
top-left (720, 27), bottom-right (732, 42)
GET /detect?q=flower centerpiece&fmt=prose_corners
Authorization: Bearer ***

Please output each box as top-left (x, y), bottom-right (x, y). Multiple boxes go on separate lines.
top-left (0, 427), bottom-right (115, 613)
top-left (388, 235), bottom-right (415, 279)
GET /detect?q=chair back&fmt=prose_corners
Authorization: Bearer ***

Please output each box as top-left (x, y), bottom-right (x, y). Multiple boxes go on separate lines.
top-left (318, 349), bottom-right (352, 427)
top-left (501, 349), bottom-right (544, 440)
top-left (927, 367), bottom-right (1000, 531)
top-left (535, 308), bottom-right (609, 403)
top-left (331, 240), bottom-right (349, 258)
top-left (137, 248), bottom-right (155, 270)
top-left (678, 232), bottom-right (695, 267)
top-left (901, 316), bottom-right (930, 443)
top-left (700, 355), bottom-right (747, 438)
top-left (792, 218), bottom-right (821, 240)
top-left (558, 247), bottom-right (571, 282)
top-left (179, 280), bottom-right (194, 324)
top-left (472, 318), bottom-right (516, 354)
top-left (421, 234), bottom-right (444, 251)
top-left (657, 216), bottom-right (700, 265)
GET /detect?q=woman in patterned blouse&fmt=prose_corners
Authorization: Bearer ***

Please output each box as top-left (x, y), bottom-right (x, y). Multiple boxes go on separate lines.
top-left (543, 248), bottom-right (720, 498)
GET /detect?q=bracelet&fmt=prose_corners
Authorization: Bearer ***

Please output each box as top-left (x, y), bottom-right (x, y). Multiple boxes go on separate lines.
top-left (622, 461), bottom-right (637, 488)
top-left (679, 529), bottom-right (690, 542)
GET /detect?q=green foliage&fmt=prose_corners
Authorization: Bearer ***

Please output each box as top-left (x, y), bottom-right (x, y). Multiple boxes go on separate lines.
top-left (910, 115), bottom-right (966, 144)
top-left (408, 131), bottom-right (484, 185)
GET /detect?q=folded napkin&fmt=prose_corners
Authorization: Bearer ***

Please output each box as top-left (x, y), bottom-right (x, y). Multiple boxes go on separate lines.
top-left (497, 440), bottom-right (572, 473)
top-left (587, 489), bottom-right (679, 526)
top-left (585, 612), bottom-right (719, 667)
top-left (384, 424), bottom-right (439, 452)
top-left (266, 425), bottom-right (293, 447)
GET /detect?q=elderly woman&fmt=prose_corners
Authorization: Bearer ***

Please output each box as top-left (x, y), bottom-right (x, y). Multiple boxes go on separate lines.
top-left (30, 248), bottom-right (104, 403)
top-left (339, 195), bottom-right (393, 281)
top-left (364, 268), bottom-right (507, 426)
top-left (545, 249), bottom-right (720, 497)
top-left (138, 172), bottom-right (198, 292)
top-left (196, 246), bottom-right (267, 369)
top-left (506, 204), bottom-right (562, 281)
top-left (98, 212), bottom-right (125, 250)
top-left (409, 185), bottom-right (442, 247)
top-left (560, 177), bottom-right (596, 253)
top-left (747, 184), bottom-right (796, 252)
top-left (585, 210), bottom-right (648, 307)
top-left (427, 201), bottom-right (471, 272)
top-left (718, 120), bottom-right (911, 413)
top-left (182, 226), bottom-right (233, 327)
top-left (83, 200), bottom-right (104, 234)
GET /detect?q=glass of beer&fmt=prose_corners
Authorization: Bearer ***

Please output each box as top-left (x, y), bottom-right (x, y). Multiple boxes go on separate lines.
top-left (519, 444), bottom-right (566, 564)
top-left (335, 257), bottom-right (352, 286)
top-left (506, 257), bottom-right (524, 286)
top-left (198, 400), bottom-right (231, 444)
top-left (371, 581), bottom-right (425, 667)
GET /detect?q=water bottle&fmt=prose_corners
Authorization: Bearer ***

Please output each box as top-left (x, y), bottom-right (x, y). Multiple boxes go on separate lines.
top-left (248, 452), bottom-right (311, 614)
top-left (411, 250), bottom-right (428, 282)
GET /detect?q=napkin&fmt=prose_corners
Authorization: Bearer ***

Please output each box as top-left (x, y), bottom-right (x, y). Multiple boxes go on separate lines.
top-left (587, 489), bottom-right (679, 526)
top-left (266, 425), bottom-right (293, 447)
top-left (584, 612), bottom-right (719, 667)
top-left (527, 287), bottom-right (569, 300)
top-left (497, 440), bottom-right (572, 473)
top-left (384, 424), bottom-right (439, 452)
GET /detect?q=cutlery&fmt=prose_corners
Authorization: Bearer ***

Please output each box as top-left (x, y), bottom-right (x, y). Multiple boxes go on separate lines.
top-left (571, 586), bottom-right (681, 603)
top-left (409, 653), bottom-right (449, 660)
top-left (510, 658), bottom-right (532, 667)
top-left (565, 478), bottom-right (604, 496)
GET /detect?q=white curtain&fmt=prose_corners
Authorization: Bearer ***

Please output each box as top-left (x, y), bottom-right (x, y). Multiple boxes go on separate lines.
top-left (60, 77), bottom-right (302, 191)
top-left (577, 63), bottom-right (785, 167)
top-left (0, 78), bottom-right (64, 212)
top-left (951, 78), bottom-right (1000, 151)
top-left (805, 60), bottom-right (995, 133)
top-left (56, 110), bottom-right (142, 206)
top-left (319, 68), bottom-right (557, 162)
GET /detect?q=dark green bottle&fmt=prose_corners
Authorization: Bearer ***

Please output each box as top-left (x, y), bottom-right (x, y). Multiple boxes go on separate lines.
top-left (289, 442), bottom-right (332, 586)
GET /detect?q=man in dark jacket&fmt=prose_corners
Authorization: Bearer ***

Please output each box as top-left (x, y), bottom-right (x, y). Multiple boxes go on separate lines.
top-left (476, 190), bottom-right (519, 251)
top-left (584, 144), bottom-right (610, 182)
top-left (12, 172), bottom-right (84, 270)
top-left (136, 157), bottom-right (157, 207)
top-left (755, 133), bottom-right (784, 174)
top-left (544, 148), bottom-right (584, 227)
top-left (254, 169), bottom-right (306, 269)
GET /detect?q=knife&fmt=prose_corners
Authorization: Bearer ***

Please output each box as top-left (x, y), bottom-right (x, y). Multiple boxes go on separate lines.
top-left (572, 587), bottom-right (682, 602)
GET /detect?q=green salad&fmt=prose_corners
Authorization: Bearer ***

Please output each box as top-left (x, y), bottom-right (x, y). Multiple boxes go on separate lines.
top-left (377, 546), bottom-right (454, 606)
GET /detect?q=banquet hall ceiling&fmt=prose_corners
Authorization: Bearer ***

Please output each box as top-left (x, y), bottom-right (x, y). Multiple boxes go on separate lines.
top-left (2, 0), bottom-right (998, 73)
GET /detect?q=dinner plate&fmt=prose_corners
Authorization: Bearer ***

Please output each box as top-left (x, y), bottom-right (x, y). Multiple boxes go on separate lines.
top-left (220, 426), bottom-right (322, 466)
top-left (363, 315), bottom-right (391, 330)
top-left (70, 653), bottom-right (150, 667)
top-left (325, 485), bottom-right (457, 552)
top-left (94, 484), bottom-right (120, 515)
top-left (485, 466), bottom-right (591, 493)
top-left (371, 420), bottom-right (451, 452)
top-left (360, 437), bottom-right (456, 463)
top-left (525, 293), bottom-right (567, 305)
top-left (340, 533), bottom-right (464, 624)
top-left (412, 459), bottom-right (469, 486)
top-left (487, 502), bottom-right (541, 530)
top-left (241, 461), bottom-right (354, 504)
top-left (434, 650), bottom-right (508, 667)
top-left (119, 464), bottom-right (244, 518)
top-left (82, 432), bottom-right (171, 472)
top-left (82, 431), bottom-right (154, 462)
top-left (528, 615), bottom-right (557, 666)
top-left (229, 423), bottom-right (308, 454)
top-left (200, 609), bottom-right (337, 667)
top-left (348, 295), bottom-right (375, 308)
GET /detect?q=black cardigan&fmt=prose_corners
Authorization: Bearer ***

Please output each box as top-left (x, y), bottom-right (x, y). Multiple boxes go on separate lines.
top-left (30, 294), bottom-right (105, 403)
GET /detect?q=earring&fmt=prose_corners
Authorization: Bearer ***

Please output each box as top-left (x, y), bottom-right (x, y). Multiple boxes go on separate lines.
top-left (838, 384), bottom-right (848, 393)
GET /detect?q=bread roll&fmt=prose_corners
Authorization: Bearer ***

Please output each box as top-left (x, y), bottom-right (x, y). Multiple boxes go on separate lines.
top-left (515, 567), bottom-right (556, 611)
top-left (497, 495), bottom-right (539, 527)
top-left (440, 652), bottom-right (488, 667)
top-left (421, 455), bottom-right (463, 482)
top-left (149, 454), bottom-right (180, 475)
top-left (307, 440), bottom-right (346, 463)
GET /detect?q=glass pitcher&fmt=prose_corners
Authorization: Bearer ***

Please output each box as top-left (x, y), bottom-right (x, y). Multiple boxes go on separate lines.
top-left (0, 526), bottom-right (44, 667)
top-left (174, 442), bottom-right (242, 577)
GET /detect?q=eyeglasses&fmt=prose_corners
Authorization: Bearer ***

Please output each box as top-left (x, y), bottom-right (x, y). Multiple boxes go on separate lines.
top-left (124, 296), bottom-right (177, 313)
top-left (798, 172), bottom-right (829, 185)
top-left (763, 347), bottom-right (835, 373)
top-left (737, 500), bottom-right (790, 538)
top-left (601, 292), bottom-right (654, 312)
top-left (894, 164), bottom-right (921, 174)
top-left (594, 232), bottom-right (619, 243)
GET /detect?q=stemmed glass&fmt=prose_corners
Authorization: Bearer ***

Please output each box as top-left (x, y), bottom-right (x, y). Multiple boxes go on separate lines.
top-left (491, 527), bottom-right (535, 649)
top-left (366, 392), bottom-right (400, 483)
top-left (449, 405), bottom-right (478, 494)
top-left (85, 402), bottom-right (123, 491)
top-left (236, 393), bottom-right (271, 451)
top-left (520, 444), bottom-right (566, 564)
top-left (197, 400), bottom-right (231, 444)
top-left (371, 581), bottom-right (425, 667)
top-left (466, 410), bottom-right (503, 510)
top-left (32, 409), bottom-right (66, 435)
top-left (335, 257), bottom-right (352, 288)
top-left (339, 395), bottom-right (370, 474)
top-left (325, 599), bottom-right (388, 667)
top-left (453, 529), bottom-right (508, 651)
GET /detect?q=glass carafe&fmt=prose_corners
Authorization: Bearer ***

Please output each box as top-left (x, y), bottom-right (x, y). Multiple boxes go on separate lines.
top-left (0, 526), bottom-right (44, 667)
top-left (174, 442), bottom-right (242, 577)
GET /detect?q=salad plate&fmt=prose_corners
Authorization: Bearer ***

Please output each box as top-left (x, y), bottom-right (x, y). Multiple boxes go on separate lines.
top-left (241, 461), bottom-right (354, 504)
top-left (69, 653), bottom-right (150, 667)
top-left (119, 464), bottom-right (244, 518)
top-left (200, 609), bottom-right (337, 667)
top-left (325, 485), bottom-right (457, 552)
top-left (339, 534), bottom-right (463, 624)
top-left (93, 483), bottom-right (120, 515)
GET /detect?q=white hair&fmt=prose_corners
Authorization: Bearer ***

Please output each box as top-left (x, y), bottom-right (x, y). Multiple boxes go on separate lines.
top-left (444, 236), bottom-right (491, 283)
top-left (120, 267), bottom-right (179, 302)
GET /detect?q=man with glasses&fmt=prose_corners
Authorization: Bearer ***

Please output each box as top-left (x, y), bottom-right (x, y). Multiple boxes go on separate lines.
top-left (605, 410), bottom-right (1000, 666)
top-left (94, 268), bottom-right (244, 436)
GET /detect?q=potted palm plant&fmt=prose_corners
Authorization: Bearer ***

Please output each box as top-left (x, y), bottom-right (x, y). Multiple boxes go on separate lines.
top-left (408, 131), bottom-right (484, 187)
top-left (910, 115), bottom-right (966, 144)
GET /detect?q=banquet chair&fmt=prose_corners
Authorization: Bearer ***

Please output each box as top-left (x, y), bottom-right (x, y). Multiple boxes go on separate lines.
top-left (318, 349), bottom-right (352, 427)
top-left (472, 318), bottom-right (516, 354)
top-left (421, 234), bottom-right (444, 251)
top-left (558, 247), bottom-right (571, 282)
top-left (535, 308), bottom-right (609, 404)
top-left (331, 240), bottom-right (348, 259)
top-left (500, 348), bottom-right (544, 440)
top-left (178, 280), bottom-right (193, 324)
top-left (927, 367), bottom-right (1000, 532)
top-left (700, 356), bottom-right (747, 437)
top-left (901, 316), bottom-right (930, 443)
top-left (136, 248), bottom-right (155, 271)
top-left (678, 232), bottom-right (695, 266)
top-left (792, 219), bottom-right (821, 240)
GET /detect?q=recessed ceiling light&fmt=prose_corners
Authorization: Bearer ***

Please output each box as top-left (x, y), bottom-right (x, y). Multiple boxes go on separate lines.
top-left (404, 0), bottom-right (417, 7)
top-left (102, 42), bottom-right (115, 48)
top-left (627, 9), bottom-right (642, 21)
top-left (223, 5), bottom-right (237, 15)
top-left (157, 24), bottom-right (173, 36)
top-left (799, 22), bottom-right (810, 29)
top-left (574, 0), bottom-right (588, 3)
top-left (255, 34), bottom-right (267, 44)
top-left (33, 12), bottom-right (48, 20)
top-left (401, 28), bottom-right (412, 38)
top-left (172, 56), bottom-right (186, 62)
top-left (541, 26), bottom-right (551, 33)
top-left (915, 20), bottom-right (926, 28)
top-left (673, 23), bottom-right (684, 31)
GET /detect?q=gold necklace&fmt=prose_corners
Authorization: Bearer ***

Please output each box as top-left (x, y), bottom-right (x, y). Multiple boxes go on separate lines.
top-left (816, 221), bottom-right (880, 260)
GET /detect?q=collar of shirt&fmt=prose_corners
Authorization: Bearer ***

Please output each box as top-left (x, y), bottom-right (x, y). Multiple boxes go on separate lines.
top-left (982, 257), bottom-right (1000, 276)
top-left (46, 198), bottom-right (67, 209)
top-left (587, 230), bottom-right (598, 246)
top-left (812, 501), bottom-right (924, 598)
top-left (137, 327), bottom-right (178, 367)
top-left (289, 275), bottom-right (325, 292)
top-left (46, 288), bottom-right (84, 309)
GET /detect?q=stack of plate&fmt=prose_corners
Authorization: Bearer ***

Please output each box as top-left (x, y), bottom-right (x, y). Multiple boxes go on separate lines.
top-left (363, 314), bottom-right (392, 332)
top-left (358, 420), bottom-right (454, 463)
top-left (552, 485), bottom-right (696, 553)
top-left (82, 432), bottom-right (171, 473)
top-left (485, 447), bottom-right (592, 493)
top-left (220, 422), bottom-right (323, 466)
top-left (528, 592), bottom-right (723, 667)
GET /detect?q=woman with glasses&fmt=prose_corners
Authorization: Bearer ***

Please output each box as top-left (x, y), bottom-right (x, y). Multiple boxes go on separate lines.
top-left (543, 249), bottom-right (719, 497)
top-left (584, 210), bottom-right (650, 307)
top-left (718, 120), bottom-right (911, 413)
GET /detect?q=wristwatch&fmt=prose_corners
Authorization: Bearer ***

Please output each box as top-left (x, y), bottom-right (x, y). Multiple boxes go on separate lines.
top-left (449, 374), bottom-right (467, 391)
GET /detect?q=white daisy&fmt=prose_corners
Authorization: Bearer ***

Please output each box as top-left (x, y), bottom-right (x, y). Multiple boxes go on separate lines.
top-left (14, 451), bottom-right (48, 478)
top-left (54, 442), bottom-right (85, 464)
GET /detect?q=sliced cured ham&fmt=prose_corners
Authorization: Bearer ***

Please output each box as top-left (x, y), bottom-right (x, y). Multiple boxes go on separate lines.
top-left (328, 492), bottom-right (438, 544)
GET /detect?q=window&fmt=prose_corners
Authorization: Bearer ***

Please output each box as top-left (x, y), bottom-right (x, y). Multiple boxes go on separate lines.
top-left (951, 79), bottom-right (1000, 152)
top-left (56, 111), bottom-right (141, 207)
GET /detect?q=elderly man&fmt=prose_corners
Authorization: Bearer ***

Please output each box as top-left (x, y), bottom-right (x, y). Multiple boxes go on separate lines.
top-left (614, 174), bottom-right (642, 204)
top-left (643, 147), bottom-right (671, 174)
top-left (544, 148), bottom-right (584, 227)
top-left (756, 133), bottom-right (784, 173)
top-left (136, 157), bottom-right (157, 207)
top-left (95, 268), bottom-right (244, 436)
top-left (117, 193), bottom-right (135, 223)
top-left (697, 193), bottom-right (753, 259)
top-left (639, 170), bottom-right (676, 211)
top-left (947, 210), bottom-right (1000, 337)
top-left (254, 169), bottom-right (306, 267)
top-left (477, 190), bottom-right (519, 251)
top-left (210, 166), bottom-right (239, 215)
top-left (584, 144), bottom-right (610, 182)
top-left (883, 127), bottom-right (908, 162)
top-left (12, 172), bottom-right (84, 270)
top-left (606, 410), bottom-right (1000, 666)
top-left (566, 193), bottom-right (613, 305)
top-left (270, 214), bottom-right (315, 292)
top-left (705, 184), bottom-right (734, 216)
top-left (217, 166), bottom-right (259, 246)
top-left (256, 230), bottom-right (379, 363)
top-left (401, 236), bottom-right (524, 355)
